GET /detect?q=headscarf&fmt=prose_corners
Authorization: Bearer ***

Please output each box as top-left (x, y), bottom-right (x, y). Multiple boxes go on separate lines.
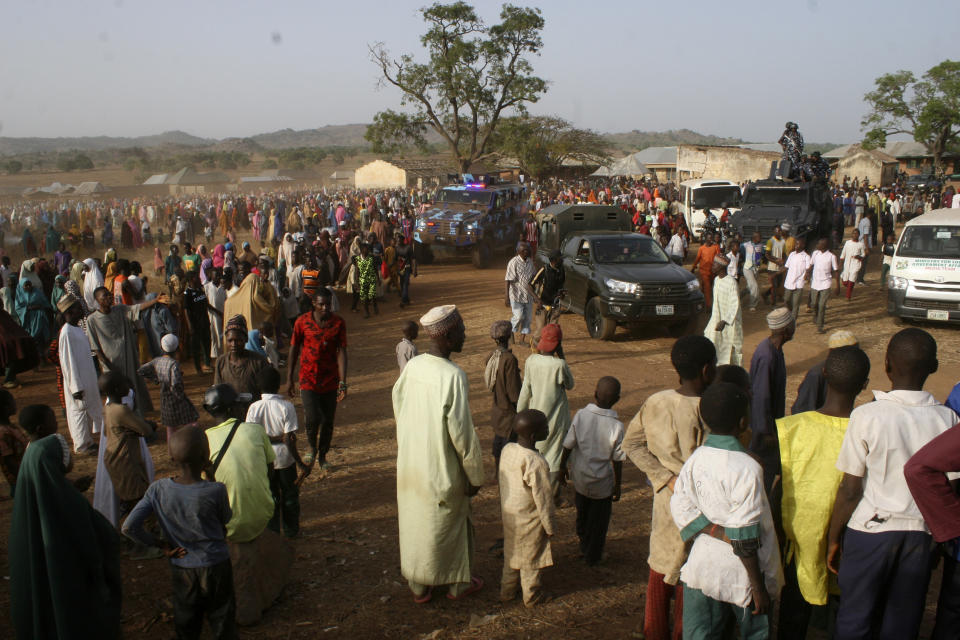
top-left (69, 260), bottom-right (85, 286)
top-left (9, 434), bottom-right (122, 640)
top-left (103, 247), bottom-right (116, 267)
top-left (223, 250), bottom-right (236, 273)
top-left (245, 329), bottom-right (266, 356)
top-left (102, 262), bottom-right (119, 294)
top-left (51, 275), bottom-right (67, 309)
top-left (200, 258), bottom-right (214, 285)
top-left (63, 279), bottom-right (89, 317)
top-left (81, 258), bottom-right (104, 309)
top-left (225, 314), bottom-right (248, 336)
top-left (212, 244), bottom-right (225, 268)
top-left (15, 279), bottom-right (52, 342)
top-left (280, 233), bottom-right (296, 268)
top-left (18, 258), bottom-right (43, 291)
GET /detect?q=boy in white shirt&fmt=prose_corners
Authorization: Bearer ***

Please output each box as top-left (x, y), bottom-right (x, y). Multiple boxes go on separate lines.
top-left (245, 367), bottom-right (307, 538)
top-left (559, 376), bottom-right (625, 566)
top-left (671, 382), bottom-right (782, 638)
top-left (827, 328), bottom-right (959, 639)
top-left (782, 237), bottom-right (811, 322)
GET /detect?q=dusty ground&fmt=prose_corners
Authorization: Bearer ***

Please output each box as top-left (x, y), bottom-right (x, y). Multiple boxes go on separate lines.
top-left (1, 233), bottom-right (958, 638)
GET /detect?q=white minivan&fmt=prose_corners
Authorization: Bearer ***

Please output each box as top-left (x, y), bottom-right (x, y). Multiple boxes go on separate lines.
top-left (679, 179), bottom-right (742, 241)
top-left (886, 208), bottom-right (960, 323)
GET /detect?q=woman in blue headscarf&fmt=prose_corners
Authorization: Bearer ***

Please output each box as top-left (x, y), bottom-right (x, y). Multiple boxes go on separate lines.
top-left (245, 328), bottom-right (267, 356)
top-left (14, 278), bottom-right (52, 358)
top-left (50, 275), bottom-right (67, 310)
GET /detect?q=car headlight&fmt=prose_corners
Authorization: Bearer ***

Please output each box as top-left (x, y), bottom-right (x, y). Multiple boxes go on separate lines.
top-left (686, 279), bottom-right (701, 291)
top-left (888, 276), bottom-right (908, 290)
top-left (604, 278), bottom-right (639, 295)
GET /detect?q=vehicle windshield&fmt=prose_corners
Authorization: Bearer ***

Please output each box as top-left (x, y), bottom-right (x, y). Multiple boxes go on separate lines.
top-left (693, 186), bottom-right (741, 208)
top-left (593, 237), bottom-right (669, 264)
top-left (743, 187), bottom-right (806, 206)
top-left (897, 225), bottom-right (960, 259)
top-left (436, 188), bottom-right (494, 207)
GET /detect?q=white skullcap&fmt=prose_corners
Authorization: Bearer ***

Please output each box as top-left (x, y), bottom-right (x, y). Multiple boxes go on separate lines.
top-left (828, 330), bottom-right (858, 349)
top-left (766, 307), bottom-right (794, 331)
top-left (420, 304), bottom-right (461, 337)
top-left (161, 333), bottom-right (179, 353)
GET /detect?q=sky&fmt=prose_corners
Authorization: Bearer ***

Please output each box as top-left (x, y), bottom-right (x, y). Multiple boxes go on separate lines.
top-left (1, 0), bottom-right (957, 143)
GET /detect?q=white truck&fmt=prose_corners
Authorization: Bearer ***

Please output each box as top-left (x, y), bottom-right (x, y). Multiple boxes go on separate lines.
top-left (886, 208), bottom-right (960, 324)
top-left (679, 179), bottom-right (742, 241)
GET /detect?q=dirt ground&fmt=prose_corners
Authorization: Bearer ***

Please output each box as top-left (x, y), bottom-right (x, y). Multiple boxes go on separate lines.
top-left (1, 233), bottom-right (958, 639)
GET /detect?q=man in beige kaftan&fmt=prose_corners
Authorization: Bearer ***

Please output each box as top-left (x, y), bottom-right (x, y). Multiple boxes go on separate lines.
top-left (393, 305), bottom-right (485, 601)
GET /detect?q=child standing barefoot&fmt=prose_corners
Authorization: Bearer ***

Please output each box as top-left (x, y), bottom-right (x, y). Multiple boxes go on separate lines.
top-left (499, 409), bottom-right (556, 607)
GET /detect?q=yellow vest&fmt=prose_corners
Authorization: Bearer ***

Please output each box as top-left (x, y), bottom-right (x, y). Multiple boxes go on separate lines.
top-left (777, 411), bottom-right (848, 605)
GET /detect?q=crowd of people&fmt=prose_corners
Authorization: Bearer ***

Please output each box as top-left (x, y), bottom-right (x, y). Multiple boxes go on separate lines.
top-left (1, 176), bottom-right (960, 640)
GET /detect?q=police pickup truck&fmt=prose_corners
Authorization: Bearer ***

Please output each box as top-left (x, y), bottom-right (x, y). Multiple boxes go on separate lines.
top-left (535, 204), bottom-right (704, 340)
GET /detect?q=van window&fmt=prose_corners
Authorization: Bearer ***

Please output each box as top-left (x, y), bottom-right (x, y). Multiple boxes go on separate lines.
top-left (897, 226), bottom-right (960, 259)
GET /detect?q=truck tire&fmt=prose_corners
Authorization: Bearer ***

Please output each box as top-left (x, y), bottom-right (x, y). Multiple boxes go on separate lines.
top-left (585, 298), bottom-right (616, 340)
top-left (415, 242), bottom-right (434, 265)
top-left (471, 242), bottom-right (491, 269)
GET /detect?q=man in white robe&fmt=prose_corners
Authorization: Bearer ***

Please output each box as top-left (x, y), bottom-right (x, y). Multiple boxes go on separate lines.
top-left (393, 305), bottom-right (485, 602)
top-left (57, 293), bottom-right (102, 452)
top-left (704, 255), bottom-right (743, 366)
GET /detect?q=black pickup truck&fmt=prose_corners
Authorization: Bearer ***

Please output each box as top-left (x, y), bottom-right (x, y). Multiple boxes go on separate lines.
top-left (535, 204), bottom-right (705, 340)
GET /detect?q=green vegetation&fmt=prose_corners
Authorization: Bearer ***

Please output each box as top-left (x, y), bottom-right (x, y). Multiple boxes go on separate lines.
top-left (55, 153), bottom-right (94, 171)
top-left (493, 116), bottom-right (610, 179)
top-left (367, 2), bottom-right (547, 173)
top-left (862, 59), bottom-right (960, 172)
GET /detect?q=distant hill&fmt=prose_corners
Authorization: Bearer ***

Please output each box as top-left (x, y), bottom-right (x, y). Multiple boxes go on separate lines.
top-left (0, 124), bottom-right (843, 157)
top-left (0, 130), bottom-right (212, 155)
top-left (604, 129), bottom-right (746, 152)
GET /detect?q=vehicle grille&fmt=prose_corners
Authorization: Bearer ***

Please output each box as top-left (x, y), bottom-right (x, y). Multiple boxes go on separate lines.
top-left (912, 280), bottom-right (960, 293)
top-left (740, 223), bottom-right (780, 242)
top-left (904, 298), bottom-right (960, 311)
top-left (636, 282), bottom-right (689, 300)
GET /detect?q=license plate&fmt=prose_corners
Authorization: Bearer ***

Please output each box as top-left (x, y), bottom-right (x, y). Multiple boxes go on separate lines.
top-left (927, 309), bottom-right (949, 321)
top-left (656, 305), bottom-right (674, 316)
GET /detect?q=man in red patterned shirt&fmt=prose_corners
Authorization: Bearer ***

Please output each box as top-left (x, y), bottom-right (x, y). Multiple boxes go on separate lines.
top-left (287, 288), bottom-right (348, 470)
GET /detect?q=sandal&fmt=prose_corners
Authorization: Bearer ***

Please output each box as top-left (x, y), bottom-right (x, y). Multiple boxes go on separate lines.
top-left (413, 587), bottom-right (433, 604)
top-left (303, 451), bottom-right (316, 466)
top-left (446, 576), bottom-right (484, 600)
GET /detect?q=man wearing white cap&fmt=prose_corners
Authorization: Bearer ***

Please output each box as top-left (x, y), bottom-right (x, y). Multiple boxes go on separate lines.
top-left (749, 307), bottom-right (794, 495)
top-left (393, 304), bottom-right (485, 603)
top-left (57, 292), bottom-right (102, 453)
top-left (703, 254), bottom-right (742, 365)
top-left (792, 330), bottom-right (858, 414)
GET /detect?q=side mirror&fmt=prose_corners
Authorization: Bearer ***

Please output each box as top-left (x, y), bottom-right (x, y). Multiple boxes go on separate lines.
top-left (574, 255), bottom-right (589, 266)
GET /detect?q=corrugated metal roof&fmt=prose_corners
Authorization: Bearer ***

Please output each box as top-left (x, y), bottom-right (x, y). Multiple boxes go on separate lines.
top-left (632, 146), bottom-right (677, 165)
top-left (824, 141), bottom-right (936, 159)
top-left (737, 143), bottom-right (782, 153)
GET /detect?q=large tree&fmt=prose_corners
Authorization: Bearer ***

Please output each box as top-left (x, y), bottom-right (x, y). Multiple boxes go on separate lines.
top-left (861, 59), bottom-right (960, 172)
top-left (492, 115), bottom-right (611, 179)
top-left (367, 2), bottom-right (547, 173)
